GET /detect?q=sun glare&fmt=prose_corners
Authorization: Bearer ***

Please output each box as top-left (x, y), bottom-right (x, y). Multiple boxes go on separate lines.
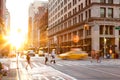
top-left (8, 30), bottom-right (25, 49)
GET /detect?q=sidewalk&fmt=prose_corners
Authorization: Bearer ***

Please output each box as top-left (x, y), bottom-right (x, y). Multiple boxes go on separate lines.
top-left (0, 58), bottom-right (21, 80)
top-left (2, 69), bottom-right (17, 80)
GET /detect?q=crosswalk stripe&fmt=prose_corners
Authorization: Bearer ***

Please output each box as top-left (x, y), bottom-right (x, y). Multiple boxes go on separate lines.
top-left (32, 62), bottom-right (39, 68)
top-left (10, 62), bottom-right (17, 69)
top-left (56, 63), bottom-right (63, 66)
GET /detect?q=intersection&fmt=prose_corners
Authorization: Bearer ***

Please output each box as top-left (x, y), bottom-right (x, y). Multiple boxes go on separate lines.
top-left (1, 56), bottom-right (120, 80)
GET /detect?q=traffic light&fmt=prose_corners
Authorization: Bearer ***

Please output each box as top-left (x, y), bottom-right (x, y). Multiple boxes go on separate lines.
top-left (84, 24), bottom-right (89, 30)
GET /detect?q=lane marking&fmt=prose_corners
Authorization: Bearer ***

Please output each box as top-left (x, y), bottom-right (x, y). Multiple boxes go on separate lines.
top-left (56, 63), bottom-right (63, 66)
top-left (53, 68), bottom-right (77, 80)
top-left (80, 65), bottom-right (120, 78)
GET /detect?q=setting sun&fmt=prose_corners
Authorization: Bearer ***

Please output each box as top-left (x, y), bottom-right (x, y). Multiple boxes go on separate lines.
top-left (7, 30), bottom-right (25, 49)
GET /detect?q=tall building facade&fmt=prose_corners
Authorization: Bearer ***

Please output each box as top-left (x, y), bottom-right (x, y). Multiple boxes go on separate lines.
top-left (28, 1), bottom-right (48, 48)
top-left (0, 0), bottom-right (10, 56)
top-left (48, 0), bottom-right (120, 55)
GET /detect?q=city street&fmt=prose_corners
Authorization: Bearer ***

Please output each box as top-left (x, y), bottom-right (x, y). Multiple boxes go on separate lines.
top-left (1, 55), bottom-right (120, 80)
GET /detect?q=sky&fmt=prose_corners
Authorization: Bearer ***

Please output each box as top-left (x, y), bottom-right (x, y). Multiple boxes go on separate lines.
top-left (6, 0), bottom-right (48, 48)
top-left (6, 0), bottom-right (48, 34)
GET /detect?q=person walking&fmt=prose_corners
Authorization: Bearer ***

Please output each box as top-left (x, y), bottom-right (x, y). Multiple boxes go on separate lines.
top-left (44, 51), bottom-right (49, 65)
top-left (50, 49), bottom-right (56, 64)
top-left (26, 54), bottom-right (32, 69)
top-left (96, 51), bottom-right (101, 63)
top-left (90, 50), bottom-right (95, 63)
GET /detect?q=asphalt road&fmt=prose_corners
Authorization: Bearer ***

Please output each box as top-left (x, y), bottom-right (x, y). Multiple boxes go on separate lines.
top-left (19, 56), bottom-right (120, 80)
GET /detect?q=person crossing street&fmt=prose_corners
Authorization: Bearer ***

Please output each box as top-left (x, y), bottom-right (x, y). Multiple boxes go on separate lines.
top-left (26, 53), bottom-right (32, 69)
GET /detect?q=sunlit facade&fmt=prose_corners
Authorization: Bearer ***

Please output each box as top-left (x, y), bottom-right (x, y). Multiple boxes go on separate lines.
top-left (28, 1), bottom-right (48, 48)
top-left (0, 0), bottom-right (10, 56)
top-left (48, 0), bottom-right (120, 55)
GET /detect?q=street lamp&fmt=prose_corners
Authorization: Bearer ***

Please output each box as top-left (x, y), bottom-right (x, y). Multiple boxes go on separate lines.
top-left (83, 23), bottom-right (89, 51)
top-left (104, 38), bottom-right (107, 58)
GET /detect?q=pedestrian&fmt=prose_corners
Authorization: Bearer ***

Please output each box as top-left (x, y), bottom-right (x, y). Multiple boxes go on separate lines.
top-left (44, 51), bottom-right (49, 65)
top-left (26, 53), bottom-right (32, 69)
top-left (96, 51), bottom-right (101, 63)
top-left (50, 49), bottom-right (56, 64)
top-left (90, 50), bottom-right (95, 63)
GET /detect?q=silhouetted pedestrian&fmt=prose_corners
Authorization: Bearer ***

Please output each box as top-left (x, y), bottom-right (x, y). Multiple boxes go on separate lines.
top-left (26, 54), bottom-right (32, 69)
top-left (96, 51), bottom-right (101, 63)
top-left (90, 50), bottom-right (95, 63)
top-left (50, 49), bottom-right (56, 64)
top-left (44, 51), bottom-right (49, 65)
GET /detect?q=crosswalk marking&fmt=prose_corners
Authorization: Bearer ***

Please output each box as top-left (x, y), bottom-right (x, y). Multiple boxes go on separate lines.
top-left (10, 62), bottom-right (17, 69)
top-left (56, 63), bottom-right (63, 66)
top-left (20, 62), bottom-right (77, 80)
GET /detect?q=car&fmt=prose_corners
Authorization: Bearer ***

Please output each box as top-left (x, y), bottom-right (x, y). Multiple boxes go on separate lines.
top-left (58, 48), bottom-right (88, 60)
top-left (27, 50), bottom-right (35, 56)
top-left (38, 50), bottom-right (44, 56)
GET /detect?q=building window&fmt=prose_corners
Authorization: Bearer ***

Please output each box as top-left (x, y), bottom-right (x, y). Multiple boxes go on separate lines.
top-left (85, 11), bottom-right (88, 19)
top-left (75, 7), bottom-right (77, 13)
top-left (100, 25), bottom-right (104, 34)
top-left (64, 0), bottom-right (67, 5)
top-left (61, 24), bottom-right (63, 30)
top-left (78, 5), bottom-right (81, 11)
top-left (79, 15), bottom-right (81, 22)
top-left (88, 0), bottom-right (91, 4)
top-left (109, 26), bottom-right (113, 35)
top-left (100, 7), bottom-right (106, 17)
top-left (119, 30), bottom-right (120, 35)
top-left (100, 25), bottom-right (113, 35)
top-left (78, 29), bottom-right (83, 37)
top-left (64, 6), bottom-right (67, 13)
top-left (73, 17), bottom-right (77, 24)
top-left (61, 2), bottom-right (63, 8)
top-left (64, 14), bottom-right (67, 20)
top-left (68, 20), bottom-right (72, 26)
top-left (73, 0), bottom-right (77, 6)
top-left (81, 13), bottom-right (83, 21)
top-left (68, 3), bottom-right (71, 9)
top-left (85, 0), bottom-right (88, 6)
top-left (100, 0), bottom-right (106, 3)
top-left (68, 33), bottom-right (71, 41)
top-left (61, 9), bottom-right (63, 15)
top-left (73, 8), bottom-right (77, 14)
top-left (64, 22), bottom-right (67, 29)
top-left (85, 0), bottom-right (91, 6)
top-left (108, 0), bottom-right (113, 4)
top-left (119, 8), bottom-right (120, 18)
top-left (108, 8), bottom-right (113, 18)
top-left (81, 3), bottom-right (83, 9)
top-left (68, 11), bottom-right (71, 17)
top-left (58, 5), bottom-right (60, 10)
top-left (58, 0), bottom-right (60, 4)
top-left (61, 17), bottom-right (63, 22)
top-left (88, 9), bottom-right (91, 18)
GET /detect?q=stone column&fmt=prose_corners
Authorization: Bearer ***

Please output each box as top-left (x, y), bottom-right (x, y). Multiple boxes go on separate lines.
top-left (115, 28), bottom-right (119, 53)
top-left (91, 24), bottom-right (100, 51)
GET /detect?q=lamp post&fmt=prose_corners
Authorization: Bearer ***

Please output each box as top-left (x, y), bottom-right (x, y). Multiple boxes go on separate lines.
top-left (83, 23), bottom-right (89, 51)
top-left (104, 38), bottom-right (107, 58)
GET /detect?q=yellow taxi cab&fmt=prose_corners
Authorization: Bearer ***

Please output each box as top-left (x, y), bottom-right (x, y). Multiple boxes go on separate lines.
top-left (58, 48), bottom-right (88, 60)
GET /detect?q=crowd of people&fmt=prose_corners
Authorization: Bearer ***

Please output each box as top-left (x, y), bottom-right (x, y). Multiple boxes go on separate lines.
top-left (44, 49), bottom-right (56, 65)
top-left (25, 49), bottom-right (56, 69)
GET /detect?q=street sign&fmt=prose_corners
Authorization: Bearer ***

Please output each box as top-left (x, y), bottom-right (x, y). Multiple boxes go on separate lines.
top-left (115, 26), bottom-right (120, 30)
